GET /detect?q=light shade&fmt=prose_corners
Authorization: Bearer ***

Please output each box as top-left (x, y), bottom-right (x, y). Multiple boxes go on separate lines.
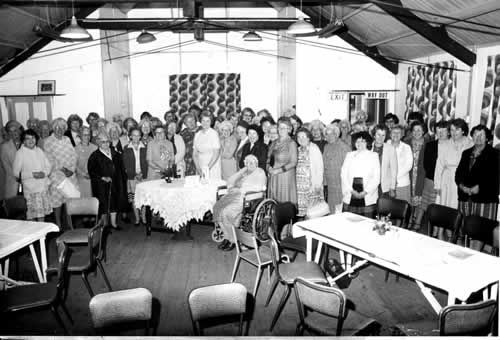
top-left (243, 31), bottom-right (262, 41)
top-left (60, 16), bottom-right (92, 40)
top-left (287, 16), bottom-right (316, 35)
top-left (136, 30), bottom-right (156, 44)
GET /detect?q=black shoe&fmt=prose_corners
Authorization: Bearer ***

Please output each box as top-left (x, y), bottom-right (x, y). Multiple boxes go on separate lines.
top-left (223, 243), bottom-right (235, 251)
top-left (218, 240), bottom-right (230, 250)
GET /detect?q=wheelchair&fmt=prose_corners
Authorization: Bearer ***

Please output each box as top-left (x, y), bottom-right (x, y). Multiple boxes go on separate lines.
top-left (212, 185), bottom-right (276, 243)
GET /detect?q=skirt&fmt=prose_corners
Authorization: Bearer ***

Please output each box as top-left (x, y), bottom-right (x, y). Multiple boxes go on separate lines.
top-left (395, 185), bottom-right (411, 204)
top-left (342, 203), bottom-right (376, 218)
top-left (458, 201), bottom-right (498, 220)
top-left (268, 169), bottom-right (297, 204)
top-left (26, 191), bottom-right (53, 219)
top-left (420, 178), bottom-right (437, 211)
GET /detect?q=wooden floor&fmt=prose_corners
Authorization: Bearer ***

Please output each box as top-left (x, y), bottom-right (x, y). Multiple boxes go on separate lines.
top-left (1, 219), bottom-right (446, 336)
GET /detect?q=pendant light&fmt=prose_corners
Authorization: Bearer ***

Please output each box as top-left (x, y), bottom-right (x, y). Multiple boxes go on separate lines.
top-left (136, 29), bottom-right (156, 44)
top-left (243, 31), bottom-right (262, 41)
top-left (287, 0), bottom-right (316, 35)
top-left (60, 1), bottom-right (92, 40)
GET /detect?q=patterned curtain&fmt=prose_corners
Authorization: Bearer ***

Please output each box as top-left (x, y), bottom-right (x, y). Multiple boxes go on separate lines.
top-left (405, 61), bottom-right (457, 130)
top-left (169, 73), bottom-right (241, 117)
top-left (481, 54), bottom-right (500, 145)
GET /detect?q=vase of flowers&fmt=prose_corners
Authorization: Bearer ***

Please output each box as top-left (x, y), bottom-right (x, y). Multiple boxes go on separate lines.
top-left (373, 213), bottom-right (392, 235)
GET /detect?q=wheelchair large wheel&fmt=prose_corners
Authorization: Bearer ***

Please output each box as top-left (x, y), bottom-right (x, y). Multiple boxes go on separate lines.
top-left (211, 225), bottom-right (225, 242)
top-left (252, 198), bottom-right (277, 242)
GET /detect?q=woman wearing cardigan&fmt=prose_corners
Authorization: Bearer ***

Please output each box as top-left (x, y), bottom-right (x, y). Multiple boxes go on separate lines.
top-left (341, 131), bottom-right (380, 217)
top-left (456, 125), bottom-right (499, 249)
top-left (239, 124), bottom-right (268, 172)
top-left (123, 128), bottom-right (148, 225)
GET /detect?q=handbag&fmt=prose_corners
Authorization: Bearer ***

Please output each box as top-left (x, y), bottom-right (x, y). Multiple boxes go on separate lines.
top-left (324, 258), bottom-right (352, 289)
top-left (306, 199), bottom-right (330, 219)
top-left (350, 177), bottom-right (365, 207)
top-left (57, 178), bottom-right (81, 199)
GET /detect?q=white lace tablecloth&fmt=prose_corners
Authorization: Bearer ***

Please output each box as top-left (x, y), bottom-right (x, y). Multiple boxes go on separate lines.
top-left (135, 178), bottom-right (226, 231)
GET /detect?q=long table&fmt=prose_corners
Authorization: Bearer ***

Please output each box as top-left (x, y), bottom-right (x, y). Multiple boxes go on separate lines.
top-left (292, 212), bottom-right (500, 314)
top-left (0, 219), bottom-right (59, 283)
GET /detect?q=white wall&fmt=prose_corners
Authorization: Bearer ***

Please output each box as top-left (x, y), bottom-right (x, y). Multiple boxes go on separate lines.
top-left (296, 36), bottom-right (397, 124)
top-left (129, 30), bottom-right (279, 121)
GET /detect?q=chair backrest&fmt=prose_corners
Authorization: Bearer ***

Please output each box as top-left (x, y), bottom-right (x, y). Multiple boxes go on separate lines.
top-left (89, 288), bottom-right (153, 333)
top-left (439, 299), bottom-right (497, 336)
top-left (55, 243), bottom-right (71, 302)
top-left (294, 277), bottom-right (346, 336)
top-left (427, 204), bottom-right (463, 243)
top-left (376, 197), bottom-right (411, 228)
top-left (463, 215), bottom-right (499, 249)
top-left (1, 196), bottom-right (27, 219)
top-left (87, 223), bottom-right (104, 268)
top-left (268, 235), bottom-right (283, 278)
top-left (66, 197), bottom-right (99, 229)
top-left (188, 282), bottom-right (247, 335)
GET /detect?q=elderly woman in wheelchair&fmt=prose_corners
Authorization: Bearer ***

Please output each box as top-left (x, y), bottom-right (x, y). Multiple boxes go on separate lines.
top-left (213, 154), bottom-right (267, 251)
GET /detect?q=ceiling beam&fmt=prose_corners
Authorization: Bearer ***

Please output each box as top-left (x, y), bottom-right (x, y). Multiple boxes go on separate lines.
top-left (0, 6), bottom-right (98, 78)
top-left (369, 0), bottom-right (476, 66)
top-left (366, 0), bottom-right (500, 48)
top-left (80, 17), bottom-right (297, 30)
top-left (302, 6), bottom-right (398, 74)
top-left (342, 3), bottom-right (372, 22)
top-left (0, 37), bottom-right (26, 49)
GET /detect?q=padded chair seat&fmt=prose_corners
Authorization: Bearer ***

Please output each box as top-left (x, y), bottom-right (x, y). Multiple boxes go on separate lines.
top-left (240, 246), bottom-right (272, 265)
top-left (67, 249), bottom-right (93, 272)
top-left (0, 283), bottom-right (57, 312)
top-left (280, 261), bottom-right (327, 284)
top-left (89, 288), bottom-right (152, 328)
top-left (304, 309), bottom-right (381, 336)
top-left (57, 229), bottom-right (89, 245)
top-left (396, 319), bottom-right (439, 336)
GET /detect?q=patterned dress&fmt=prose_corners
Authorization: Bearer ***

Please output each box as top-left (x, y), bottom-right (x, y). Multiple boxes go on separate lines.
top-left (75, 143), bottom-right (97, 197)
top-left (220, 135), bottom-right (238, 180)
top-left (44, 135), bottom-right (78, 209)
top-left (180, 128), bottom-right (197, 176)
top-left (323, 140), bottom-right (350, 213)
top-left (267, 138), bottom-right (297, 204)
top-left (296, 145), bottom-right (323, 216)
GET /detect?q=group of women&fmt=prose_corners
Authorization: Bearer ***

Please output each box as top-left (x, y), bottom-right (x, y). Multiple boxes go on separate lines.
top-left (1, 109), bottom-right (498, 250)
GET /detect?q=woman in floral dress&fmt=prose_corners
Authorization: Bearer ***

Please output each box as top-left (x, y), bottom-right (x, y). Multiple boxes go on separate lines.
top-left (295, 127), bottom-right (324, 217)
top-left (180, 113), bottom-right (198, 176)
top-left (44, 118), bottom-right (78, 227)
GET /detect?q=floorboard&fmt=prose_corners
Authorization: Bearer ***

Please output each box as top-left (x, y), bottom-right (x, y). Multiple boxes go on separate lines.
top-left (1, 220), bottom-right (451, 336)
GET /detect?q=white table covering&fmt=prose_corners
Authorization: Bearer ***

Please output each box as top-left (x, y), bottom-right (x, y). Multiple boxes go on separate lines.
top-left (135, 178), bottom-right (225, 231)
top-left (0, 219), bottom-right (59, 283)
top-left (293, 212), bottom-right (500, 305)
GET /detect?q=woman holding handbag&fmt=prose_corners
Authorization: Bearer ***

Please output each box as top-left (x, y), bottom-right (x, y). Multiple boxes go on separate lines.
top-left (341, 131), bottom-right (380, 217)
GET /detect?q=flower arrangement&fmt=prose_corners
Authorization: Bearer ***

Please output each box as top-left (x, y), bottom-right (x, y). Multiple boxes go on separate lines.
top-left (373, 213), bottom-right (392, 235)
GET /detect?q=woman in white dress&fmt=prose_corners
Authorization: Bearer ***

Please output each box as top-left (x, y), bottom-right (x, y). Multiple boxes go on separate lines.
top-left (193, 111), bottom-right (221, 180)
top-left (434, 118), bottom-right (473, 209)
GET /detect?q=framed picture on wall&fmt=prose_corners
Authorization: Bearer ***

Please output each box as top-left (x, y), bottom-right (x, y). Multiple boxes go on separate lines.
top-left (38, 80), bottom-right (56, 95)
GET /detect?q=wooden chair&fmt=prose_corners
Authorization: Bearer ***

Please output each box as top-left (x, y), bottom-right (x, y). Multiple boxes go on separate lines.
top-left (293, 277), bottom-right (381, 336)
top-left (265, 235), bottom-right (328, 331)
top-left (89, 288), bottom-right (152, 335)
top-left (396, 299), bottom-right (498, 336)
top-left (188, 283), bottom-right (248, 335)
top-left (65, 223), bottom-right (112, 297)
top-left (463, 215), bottom-right (499, 254)
top-left (426, 203), bottom-right (463, 243)
top-left (0, 243), bottom-right (72, 334)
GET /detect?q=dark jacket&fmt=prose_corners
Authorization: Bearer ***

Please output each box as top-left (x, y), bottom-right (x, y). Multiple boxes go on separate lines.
top-left (239, 141), bottom-right (268, 171)
top-left (88, 148), bottom-right (128, 215)
top-left (455, 144), bottom-right (499, 204)
top-left (64, 130), bottom-right (77, 147)
top-left (122, 144), bottom-right (148, 180)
